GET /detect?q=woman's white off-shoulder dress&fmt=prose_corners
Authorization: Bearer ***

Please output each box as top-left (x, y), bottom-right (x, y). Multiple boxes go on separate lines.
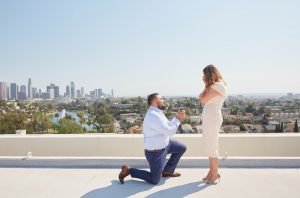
top-left (202, 81), bottom-right (226, 157)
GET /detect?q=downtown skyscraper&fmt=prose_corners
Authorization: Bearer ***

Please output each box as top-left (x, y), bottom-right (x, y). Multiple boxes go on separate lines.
top-left (47, 84), bottom-right (60, 99)
top-left (0, 82), bottom-right (8, 100)
top-left (65, 85), bottom-right (70, 98)
top-left (70, 82), bottom-right (75, 98)
top-left (28, 78), bottom-right (32, 99)
top-left (19, 85), bottom-right (27, 100)
top-left (10, 83), bottom-right (18, 100)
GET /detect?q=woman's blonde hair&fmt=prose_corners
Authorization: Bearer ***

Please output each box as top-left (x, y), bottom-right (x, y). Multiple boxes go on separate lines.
top-left (203, 64), bottom-right (225, 88)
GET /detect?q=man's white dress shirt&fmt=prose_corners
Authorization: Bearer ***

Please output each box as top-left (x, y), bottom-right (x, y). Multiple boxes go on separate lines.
top-left (143, 106), bottom-right (181, 150)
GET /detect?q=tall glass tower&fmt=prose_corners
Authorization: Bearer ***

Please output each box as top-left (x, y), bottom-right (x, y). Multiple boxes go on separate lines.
top-left (28, 78), bottom-right (32, 99)
top-left (70, 82), bottom-right (75, 98)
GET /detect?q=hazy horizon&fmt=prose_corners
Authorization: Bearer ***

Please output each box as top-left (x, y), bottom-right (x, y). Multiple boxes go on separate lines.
top-left (1, 1), bottom-right (299, 96)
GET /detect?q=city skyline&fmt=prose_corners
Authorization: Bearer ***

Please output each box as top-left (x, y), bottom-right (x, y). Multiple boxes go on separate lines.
top-left (0, 78), bottom-right (112, 100)
top-left (1, 1), bottom-right (300, 96)
top-left (1, 75), bottom-right (299, 98)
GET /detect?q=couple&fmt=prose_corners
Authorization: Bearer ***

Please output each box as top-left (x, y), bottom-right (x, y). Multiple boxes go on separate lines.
top-left (119, 64), bottom-right (226, 185)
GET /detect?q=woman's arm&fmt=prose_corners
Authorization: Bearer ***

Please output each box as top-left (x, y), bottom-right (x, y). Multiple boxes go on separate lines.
top-left (199, 87), bottom-right (220, 105)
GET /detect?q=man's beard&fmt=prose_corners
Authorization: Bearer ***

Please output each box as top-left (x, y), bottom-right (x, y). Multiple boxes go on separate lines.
top-left (158, 104), bottom-right (165, 110)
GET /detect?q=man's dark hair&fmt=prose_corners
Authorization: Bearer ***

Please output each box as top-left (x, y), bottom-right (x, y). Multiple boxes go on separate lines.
top-left (147, 93), bottom-right (159, 106)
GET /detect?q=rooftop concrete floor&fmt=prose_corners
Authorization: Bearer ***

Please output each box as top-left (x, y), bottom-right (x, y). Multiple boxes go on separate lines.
top-left (0, 168), bottom-right (299, 198)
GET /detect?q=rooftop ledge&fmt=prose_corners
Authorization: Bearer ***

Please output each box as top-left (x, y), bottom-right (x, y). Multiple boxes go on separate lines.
top-left (1, 133), bottom-right (300, 168)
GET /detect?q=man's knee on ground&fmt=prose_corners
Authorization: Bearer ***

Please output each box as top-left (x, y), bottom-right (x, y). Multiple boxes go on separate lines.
top-left (150, 175), bottom-right (161, 185)
top-left (150, 178), bottom-right (160, 185)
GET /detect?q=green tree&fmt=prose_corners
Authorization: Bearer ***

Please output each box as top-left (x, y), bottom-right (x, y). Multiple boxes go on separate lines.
top-left (47, 103), bottom-right (56, 112)
top-left (257, 106), bottom-right (266, 116)
top-left (95, 107), bottom-right (107, 119)
top-left (120, 98), bottom-right (129, 104)
top-left (30, 113), bottom-right (51, 133)
top-left (95, 113), bottom-right (114, 133)
top-left (185, 109), bottom-right (192, 116)
top-left (239, 124), bottom-right (247, 131)
top-left (265, 108), bottom-right (272, 117)
top-left (230, 108), bottom-right (238, 115)
top-left (53, 113), bottom-right (60, 133)
top-left (103, 124), bottom-right (115, 133)
top-left (97, 114), bottom-right (114, 125)
top-left (0, 112), bottom-right (27, 134)
top-left (41, 115), bottom-right (51, 133)
top-left (0, 100), bottom-right (7, 108)
top-left (245, 104), bottom-right (255, 113)
top-left (182, 117), bottom-right (191, 125)
top-left (77, 112), bottom-right (86, 127)
top-left (57, 118), bottom-right (83, 134)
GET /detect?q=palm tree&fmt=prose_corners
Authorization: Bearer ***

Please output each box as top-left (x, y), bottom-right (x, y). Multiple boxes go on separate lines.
top-left (54, 113), bottom-right (60, 133)
top-left (77, 112), bottom-right (86, 129)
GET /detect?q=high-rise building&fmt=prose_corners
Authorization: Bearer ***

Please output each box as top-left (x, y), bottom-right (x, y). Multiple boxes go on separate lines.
top-left (48, 89), bottom-right (54, 100)
top-left (95, 89), bottom-right (103, 98)
top-left (90, 91), bottom-right (95, 98)
top-left (54, 86), bottom-right (59, 98)
top-left (32, 88), bottom-right (38, 99)
top-left (76, 90), bottom-right (81, 98)
top-left (7, 86), bottom-right (10, 100)
top-left (19, 85), bottom-right (27, 100)
top-left (47, 84), bottom-right (60, 99)
top-left (28, 78), bottom-right (32, 99)
top-left (111, 89), bottom-right (114, 97)
top-left (41, 92), bottom-right (48, 100)
top-left (81, 87), bottom-right (84, 98)
top-left (65, 85), bottom-right (70, 97)
top-left (287, 93), bottom-right (294, 100)
top-left (70, 82), bottom-right (75, 98)
top-left (10, 83), bottom-right (18, 100)
top-left (38, 89), bottom-right (42, 98)
top-left (0, 82), bottom-right (8, 100)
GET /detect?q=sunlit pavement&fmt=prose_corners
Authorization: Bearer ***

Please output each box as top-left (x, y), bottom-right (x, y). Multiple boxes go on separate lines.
top-left (0, 168), bottom-right (299, 198)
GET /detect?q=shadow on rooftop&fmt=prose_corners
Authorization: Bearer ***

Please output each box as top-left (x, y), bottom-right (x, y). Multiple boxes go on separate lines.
top-left (145, 181), bottom-right (208, 198)
top-left (81, 179), bottom-right (164, 198)
top-left (81, 178), bottom-right (208, 198)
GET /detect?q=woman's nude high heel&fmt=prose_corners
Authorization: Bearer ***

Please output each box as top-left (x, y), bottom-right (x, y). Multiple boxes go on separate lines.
top-left (204, 174), bottom-right (221, 184)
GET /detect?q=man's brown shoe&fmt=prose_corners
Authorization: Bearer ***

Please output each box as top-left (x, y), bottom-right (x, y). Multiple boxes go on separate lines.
top-left (119, 165), bottom-right (129, 184)
top-left (162, 172), bottom-right (181, 177)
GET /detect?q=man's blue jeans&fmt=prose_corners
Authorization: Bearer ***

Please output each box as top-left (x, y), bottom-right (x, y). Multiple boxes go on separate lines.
top-left (129, 139), bottom-right (187, 185)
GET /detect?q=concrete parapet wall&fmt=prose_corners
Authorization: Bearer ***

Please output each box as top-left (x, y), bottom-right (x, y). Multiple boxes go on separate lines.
top-left (1, 133), bottom-right (300, 157)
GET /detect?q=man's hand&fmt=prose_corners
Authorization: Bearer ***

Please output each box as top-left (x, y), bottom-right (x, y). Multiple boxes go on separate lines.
top-left (176, 109), bottom-right (185, 121)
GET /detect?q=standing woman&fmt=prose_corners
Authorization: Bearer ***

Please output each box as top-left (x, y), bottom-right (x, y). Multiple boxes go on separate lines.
top-left (199, 64), bottom-right (226, 184)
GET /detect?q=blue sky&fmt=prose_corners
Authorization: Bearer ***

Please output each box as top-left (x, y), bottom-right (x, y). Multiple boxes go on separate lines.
top-left (0, 0), bottom-right (299, 96)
